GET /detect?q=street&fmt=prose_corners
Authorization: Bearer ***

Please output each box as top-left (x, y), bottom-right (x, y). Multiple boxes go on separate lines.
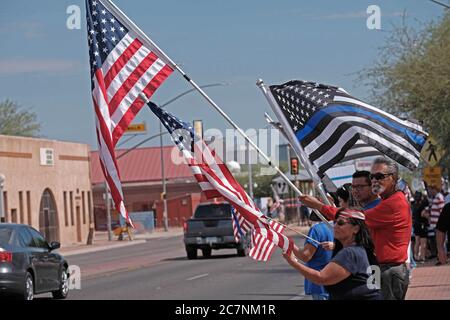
top-left (55, 235), bottom-right (308, 300)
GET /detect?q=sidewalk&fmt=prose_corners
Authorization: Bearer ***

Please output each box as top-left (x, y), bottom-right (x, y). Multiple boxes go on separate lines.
top-left (58, 227), bottom-right (183, 257)
top-left (406, 263), bottom-right (450, 300)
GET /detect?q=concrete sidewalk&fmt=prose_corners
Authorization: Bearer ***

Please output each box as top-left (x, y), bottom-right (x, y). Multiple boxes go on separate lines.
top-left (406, 263), bottom-right (450, 300)
top-left (58, 227), bottom-right (183, 257)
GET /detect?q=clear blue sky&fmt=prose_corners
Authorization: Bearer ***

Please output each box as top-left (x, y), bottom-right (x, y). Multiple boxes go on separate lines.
top-left (0, 0), bottom-right (446, 150)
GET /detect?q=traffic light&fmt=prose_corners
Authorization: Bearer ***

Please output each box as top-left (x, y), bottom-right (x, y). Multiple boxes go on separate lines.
top-left (290, 157), bottom-right (299, 175)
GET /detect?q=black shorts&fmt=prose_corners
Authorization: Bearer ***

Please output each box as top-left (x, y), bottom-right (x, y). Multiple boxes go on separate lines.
top-left (414, 222), bottom-right (428, 238)
top-left (436, 203), bottom-right (450, 233)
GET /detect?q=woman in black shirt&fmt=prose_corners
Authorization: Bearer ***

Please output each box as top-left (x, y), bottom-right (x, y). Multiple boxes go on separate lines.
top-left (283, 208), bottom-right (382, 300)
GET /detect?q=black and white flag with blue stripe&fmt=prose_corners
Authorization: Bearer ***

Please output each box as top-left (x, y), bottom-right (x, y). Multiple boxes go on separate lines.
top-left (269, 80), bottom-right (428, 177)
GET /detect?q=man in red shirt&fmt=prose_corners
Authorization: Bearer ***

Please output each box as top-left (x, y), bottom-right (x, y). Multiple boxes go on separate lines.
top-left (300, 157), bottom-right (412, 300)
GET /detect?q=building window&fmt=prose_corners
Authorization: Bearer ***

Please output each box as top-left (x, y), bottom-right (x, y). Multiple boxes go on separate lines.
top-left (2, 191), bottom-right (8, 222)
top-left (27, 191), bottom-right (31, 225)
top-left (63, 191), bottom-right (68, 227)
top-left (82, 191), bottom-right (86, 225)
top-left (87, 191), bottom-right (92, 225)
top-left (19, 191), bottom-right (24, 224)
top-left (70, 191), bottom-right (74, 226)
top-left (11, 208), bottom-right (17, 223)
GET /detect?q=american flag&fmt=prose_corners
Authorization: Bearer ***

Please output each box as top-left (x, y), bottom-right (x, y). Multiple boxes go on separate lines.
top-left (269, 80), bottom-right (428, 177)
top-left (147, 101), bottom-right (293, 261)
top-left (86, 0), bottom-right (173, 223)
top-left (231, 208), bottom-right (248, 243)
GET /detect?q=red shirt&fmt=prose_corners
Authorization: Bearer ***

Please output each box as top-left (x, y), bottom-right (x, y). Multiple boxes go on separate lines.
top-left (321, 191), bottom-right (412, 264)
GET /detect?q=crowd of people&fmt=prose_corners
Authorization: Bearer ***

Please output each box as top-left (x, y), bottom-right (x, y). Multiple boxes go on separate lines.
top-left (281, 156), bottom-right (450, 300)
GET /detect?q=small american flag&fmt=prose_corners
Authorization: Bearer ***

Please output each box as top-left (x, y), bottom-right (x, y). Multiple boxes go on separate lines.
top-left (231, 207), bottom-right (251, 243)
top-left (147, 102), bottom-right (293, 261)
top-left (86, 0), bottom-right (173, 223)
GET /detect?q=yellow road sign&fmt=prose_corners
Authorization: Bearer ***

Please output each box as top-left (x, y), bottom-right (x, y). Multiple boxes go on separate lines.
top-left (125, 123), bottom-right (147, 134)
top-left (421, 135), bottom-right (445, 167)
top-left (423, 166), bottom-right (442, 189)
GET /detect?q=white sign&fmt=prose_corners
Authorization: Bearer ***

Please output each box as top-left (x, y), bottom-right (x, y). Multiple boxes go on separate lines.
top-left (355, 160), bottom-right (373, 172)
top-left (275, 181), bottom-right (288, 195)
top-left (40, 148), bottom-right (54, 166)
top-left (327, 164), bottom-right (356, 188)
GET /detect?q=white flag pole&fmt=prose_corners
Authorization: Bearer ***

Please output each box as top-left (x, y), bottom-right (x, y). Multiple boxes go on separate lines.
top-left (256, 79), bottom-right (333, 207)
top-left (103, 0), bottom-right (331, 227)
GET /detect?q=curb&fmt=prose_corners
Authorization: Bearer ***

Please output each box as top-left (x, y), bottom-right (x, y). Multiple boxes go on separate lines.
top-left (60, 240), bottom-right (146, 257)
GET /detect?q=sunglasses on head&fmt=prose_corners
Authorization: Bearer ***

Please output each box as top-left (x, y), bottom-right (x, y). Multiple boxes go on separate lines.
top-left (369, 172), bottom-right (393, 181)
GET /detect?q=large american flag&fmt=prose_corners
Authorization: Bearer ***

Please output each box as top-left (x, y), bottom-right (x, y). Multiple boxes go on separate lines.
top-left (269, 80), bottom-right (428, 177)
top-left (146, 101), bottom-right (293, 261)
top-left (86, 0), bottom-right (173, 223)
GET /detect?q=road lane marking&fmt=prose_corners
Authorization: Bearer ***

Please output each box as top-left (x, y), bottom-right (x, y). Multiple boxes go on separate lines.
top-left (186, 273), bottom-right (209, 281)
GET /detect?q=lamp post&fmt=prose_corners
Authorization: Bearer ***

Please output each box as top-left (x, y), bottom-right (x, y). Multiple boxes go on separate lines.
top-left (0, 174), bottom-right (5, 223)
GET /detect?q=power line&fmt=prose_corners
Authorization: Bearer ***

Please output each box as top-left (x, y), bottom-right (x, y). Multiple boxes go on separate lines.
top-left (429, 0), bottom-right (450, 9)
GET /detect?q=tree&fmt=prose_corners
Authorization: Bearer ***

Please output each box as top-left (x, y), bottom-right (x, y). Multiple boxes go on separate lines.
top-left (0, 100), bottom-right (41, 137)
top-left (359, 12), bottom-right (450, 170)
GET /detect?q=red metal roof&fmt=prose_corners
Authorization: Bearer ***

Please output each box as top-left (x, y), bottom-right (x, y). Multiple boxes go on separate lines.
top-left (90, 146), bottom-right (193, 184)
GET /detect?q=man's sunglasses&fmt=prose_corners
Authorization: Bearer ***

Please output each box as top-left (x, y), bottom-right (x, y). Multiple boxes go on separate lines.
top-left (369, 172), bottom-right (393, 181)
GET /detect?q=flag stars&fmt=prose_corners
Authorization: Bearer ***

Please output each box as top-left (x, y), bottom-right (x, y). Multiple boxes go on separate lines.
top-left (101, 9), bottom-right (106, 15)
top-left (101, 19), bottom-right (107, 24)
top-left (110, 27), bottom-right (116, 32)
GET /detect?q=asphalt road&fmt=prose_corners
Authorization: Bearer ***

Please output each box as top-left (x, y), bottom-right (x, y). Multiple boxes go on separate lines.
top-left (39, 235), bottom-right (309, 300)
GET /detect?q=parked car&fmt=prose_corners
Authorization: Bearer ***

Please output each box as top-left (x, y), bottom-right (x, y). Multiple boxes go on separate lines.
top-left (0, 223), bottom-right (69, 300)
top-left (183, 202), bottom-right (249, 259)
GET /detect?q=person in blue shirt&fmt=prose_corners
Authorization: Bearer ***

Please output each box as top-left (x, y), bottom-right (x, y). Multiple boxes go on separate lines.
top-left (291, 211), bottom-right (334, 300)
top-left (351, 171), bottom-right (380, 210)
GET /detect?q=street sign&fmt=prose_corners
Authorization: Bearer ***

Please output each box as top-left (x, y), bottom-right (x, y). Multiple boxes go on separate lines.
top-left (124, 122), bottom-right (147, 135)
top-left (423, 166), bottom-right (442, 189)
top-left (421, 135), bottom-right (445, 167)
top-left (275, 181), bottom-right (288, 195)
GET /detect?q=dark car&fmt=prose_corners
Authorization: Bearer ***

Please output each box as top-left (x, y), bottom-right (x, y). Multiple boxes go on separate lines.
top-left (183, 202), bottom-right (249, 259)
top-left (0, 223), bottom-right (69, 300)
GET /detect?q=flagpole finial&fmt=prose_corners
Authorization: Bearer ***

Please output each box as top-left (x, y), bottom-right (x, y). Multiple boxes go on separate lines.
top-left (256, 79), bottom-right (265, 87)
top-left (139, 92), bottom-right (149, 103)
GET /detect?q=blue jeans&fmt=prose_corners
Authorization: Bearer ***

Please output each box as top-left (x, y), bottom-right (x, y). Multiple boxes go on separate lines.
top-left (311, 294), bottom-right (329, 300)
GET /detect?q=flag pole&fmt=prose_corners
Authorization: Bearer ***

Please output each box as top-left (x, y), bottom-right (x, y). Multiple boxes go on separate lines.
top-left (256, 79), bottom-right (333, 207)
top-left (104, 0), bottom-right (331, 225)
top-left (266, 218), bottom-right (321, 245)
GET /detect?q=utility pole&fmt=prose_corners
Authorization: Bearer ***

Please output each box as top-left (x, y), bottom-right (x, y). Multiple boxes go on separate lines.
top-left (0, 174), bottom-right (5, 223)
top-left (247, 139), bottom-right (254, 200)
top-left (159, 121), bottom-right (169, 231)
top-left (104, 182), bottom-right (112, 241)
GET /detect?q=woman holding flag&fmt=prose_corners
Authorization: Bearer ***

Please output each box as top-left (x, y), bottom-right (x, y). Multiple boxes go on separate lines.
top-left (283, 208), bottom-right (383, 300)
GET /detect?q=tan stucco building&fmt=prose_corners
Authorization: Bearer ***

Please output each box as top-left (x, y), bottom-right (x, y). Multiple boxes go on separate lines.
top-left (0, 135), bottom-right (93, 246)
